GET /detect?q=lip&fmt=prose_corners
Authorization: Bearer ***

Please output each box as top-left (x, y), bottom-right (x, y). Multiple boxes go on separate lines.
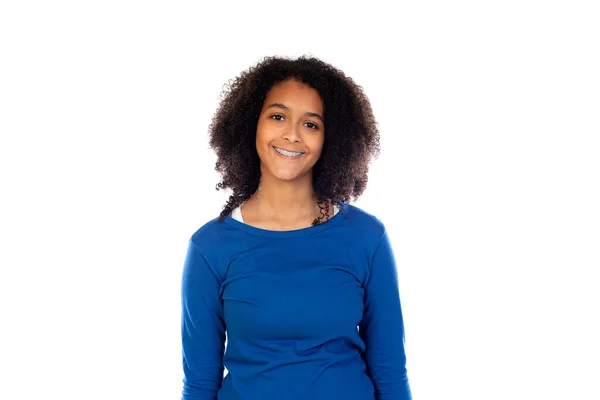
top-left (272, 146), bottom-right (305, 160)
top-left (273, 146), bottom-right (305, 154)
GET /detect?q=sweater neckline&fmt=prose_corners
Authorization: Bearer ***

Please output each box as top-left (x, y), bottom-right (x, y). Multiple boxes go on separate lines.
top-left (222, 202), bottom-right (349, 238)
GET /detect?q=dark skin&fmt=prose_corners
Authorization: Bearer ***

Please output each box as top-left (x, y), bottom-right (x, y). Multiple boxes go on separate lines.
top-left (209, 56), bottom-right (381, 225)
top-left (241, 78), bottom-right (334, 231)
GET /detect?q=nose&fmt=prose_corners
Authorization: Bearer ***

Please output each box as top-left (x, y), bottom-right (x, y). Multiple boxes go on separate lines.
top-left (281, 122), bottom-right (301, 143)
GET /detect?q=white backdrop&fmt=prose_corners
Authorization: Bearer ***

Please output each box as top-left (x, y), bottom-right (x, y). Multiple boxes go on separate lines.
top-left (1, 1), bottom-right (598, 399)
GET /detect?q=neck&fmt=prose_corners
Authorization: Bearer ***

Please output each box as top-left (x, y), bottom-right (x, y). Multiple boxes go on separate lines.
top-left (250, 172), bottom-right (318, 218)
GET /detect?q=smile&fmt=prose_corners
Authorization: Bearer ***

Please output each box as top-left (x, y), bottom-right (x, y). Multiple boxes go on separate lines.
top-left (273, 146), bottom-right (304, 158)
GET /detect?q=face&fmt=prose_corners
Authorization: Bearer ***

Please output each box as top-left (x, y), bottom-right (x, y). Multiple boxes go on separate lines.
top-left (255, 78), bottom-right (325, 183)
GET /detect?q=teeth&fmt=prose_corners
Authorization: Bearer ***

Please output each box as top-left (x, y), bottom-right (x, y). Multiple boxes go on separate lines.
top-left (274, 147), bottom-right (302, 157)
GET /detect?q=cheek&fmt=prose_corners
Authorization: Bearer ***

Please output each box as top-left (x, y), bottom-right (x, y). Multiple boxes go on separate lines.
top-left (308, 135), bottom-right (325, 156)
top-left (255, 126), bottom-right (267, 148)
top-left (254, 127), bottom-right (273, 161)
top-left (255, 120), bottom-right (275, 144)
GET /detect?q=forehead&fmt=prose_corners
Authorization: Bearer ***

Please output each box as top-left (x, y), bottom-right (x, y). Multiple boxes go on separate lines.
top-left (264, 79), bottom-right (323, 112)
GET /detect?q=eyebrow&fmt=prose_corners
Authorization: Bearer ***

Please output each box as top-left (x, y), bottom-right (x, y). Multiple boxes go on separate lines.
top-left (266, 103), bottom-right (324, 124)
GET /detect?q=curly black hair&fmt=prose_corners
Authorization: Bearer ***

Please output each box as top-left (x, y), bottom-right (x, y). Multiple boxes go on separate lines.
top-left (208, 55), bottom-right (380, 225)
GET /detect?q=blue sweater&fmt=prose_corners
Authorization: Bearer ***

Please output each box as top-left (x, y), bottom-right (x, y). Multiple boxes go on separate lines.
top-left (181, 202), bottom-right (411, 400)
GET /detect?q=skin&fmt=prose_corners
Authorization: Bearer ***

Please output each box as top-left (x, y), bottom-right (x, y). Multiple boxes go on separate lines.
top-left (241, 78), bottom-right (334, 230)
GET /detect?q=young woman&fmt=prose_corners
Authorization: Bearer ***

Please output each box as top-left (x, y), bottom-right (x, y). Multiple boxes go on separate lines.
top-left (180, 55), bottom-right (412, 400)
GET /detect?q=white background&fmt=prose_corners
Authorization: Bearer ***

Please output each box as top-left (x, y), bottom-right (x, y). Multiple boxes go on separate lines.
top-left (1, 1), bottom-right (598, 399)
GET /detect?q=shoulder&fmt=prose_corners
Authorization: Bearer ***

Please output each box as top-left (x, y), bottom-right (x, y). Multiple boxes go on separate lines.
top-left (189, 216), bottom-right (222, 245)
top-left (343, 203), bottom-right (387, 241)
top-left (186, 215), bottom-right (242, 273)
top-left (335, 203), bottom-right (389, 260)
top-left (188, 215), bottom-right (238, 250)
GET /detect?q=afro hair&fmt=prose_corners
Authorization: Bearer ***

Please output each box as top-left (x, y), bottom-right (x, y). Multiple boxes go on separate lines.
top-left (208, 55), bottom-right (380, 225)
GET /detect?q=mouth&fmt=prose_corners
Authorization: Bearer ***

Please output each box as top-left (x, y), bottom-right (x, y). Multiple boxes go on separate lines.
top-left (273, 146), bottom-right (304, 158)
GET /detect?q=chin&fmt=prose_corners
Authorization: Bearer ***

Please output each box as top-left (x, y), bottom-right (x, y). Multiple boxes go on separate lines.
top-left (267, 167), bottom-right (311, 183)
top-left (273, 172), bottom-right (304, 182)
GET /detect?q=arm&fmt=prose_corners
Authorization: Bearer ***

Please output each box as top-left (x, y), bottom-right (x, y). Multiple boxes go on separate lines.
top-left (181, 239), bottom-right (226, 400)
top-left (359, 230), bottom-right (412, 400)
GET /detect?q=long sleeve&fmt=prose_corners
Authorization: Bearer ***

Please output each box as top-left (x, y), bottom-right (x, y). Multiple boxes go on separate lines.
top-left (181, 239), bottom-right (226, 400)
top-left (359, 230), bottom-right (412, 400)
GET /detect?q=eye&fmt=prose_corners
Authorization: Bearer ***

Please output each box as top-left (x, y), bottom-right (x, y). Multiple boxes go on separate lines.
top-left (270, 114), bottom-right (319, 130)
